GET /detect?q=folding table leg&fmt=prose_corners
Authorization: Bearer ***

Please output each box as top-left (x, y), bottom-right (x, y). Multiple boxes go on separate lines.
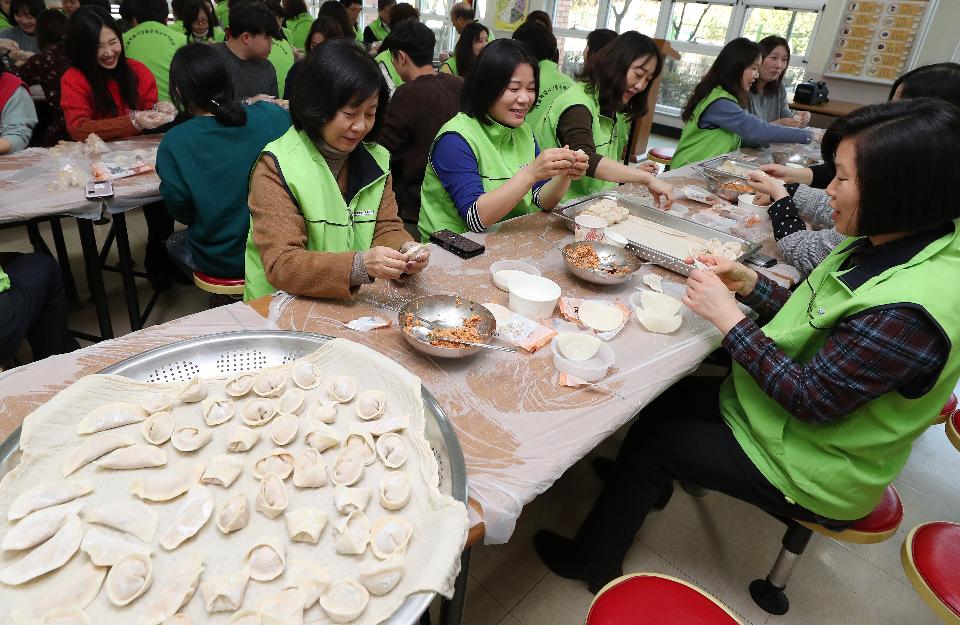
top-left (75, 219), bottom-right (113, 340)
top-left (439, 547), bottom-right (471, 625)
top-left (49, 217), bottom-right (78, 300)
top-left (110, 212), bottom-right (143, 332)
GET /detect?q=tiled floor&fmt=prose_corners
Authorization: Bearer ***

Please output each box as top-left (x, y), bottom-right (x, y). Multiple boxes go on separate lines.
top-left (3, 133), bottom-right (957, 624)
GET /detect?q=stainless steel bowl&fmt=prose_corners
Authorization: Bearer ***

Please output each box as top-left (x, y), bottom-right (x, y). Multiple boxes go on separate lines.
top-left (705, 175), bottom-right (753, 202)
top-left (771, 151), bottom-right (820, 167)
top-left (562, 240), bottom-right (643, 285)
top-left (398, 295), bottom-right (497, 359)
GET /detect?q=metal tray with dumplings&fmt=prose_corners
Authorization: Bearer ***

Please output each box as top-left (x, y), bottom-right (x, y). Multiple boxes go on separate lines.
top-left (0, 330), bottom-right (467, 625)
top-left (553, 192), bottom-right (760, 277)
top-left (698, 155), bottom-right (761, 180)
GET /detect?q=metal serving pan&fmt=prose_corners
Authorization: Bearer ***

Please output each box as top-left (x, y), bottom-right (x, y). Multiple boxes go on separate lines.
top-left (698, 155), bottom-right (760, 180)
top-left (0, 330), bottom-right (467, 625)
top-left (553, 193), bottom-right (760, 277)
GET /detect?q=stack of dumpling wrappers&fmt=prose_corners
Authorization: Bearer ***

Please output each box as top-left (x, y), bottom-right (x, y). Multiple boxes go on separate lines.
top-left (0, 339), bottom-right (469, 624)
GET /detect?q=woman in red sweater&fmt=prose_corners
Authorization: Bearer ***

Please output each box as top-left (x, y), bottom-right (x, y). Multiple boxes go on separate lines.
top-left (60, 6), bottom-right (169, 141)
top-left (60, 6), bottom-right (184, 286)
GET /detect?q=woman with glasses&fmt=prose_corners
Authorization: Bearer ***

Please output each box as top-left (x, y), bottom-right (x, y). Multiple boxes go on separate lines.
top-left (535, 98), bottom-right (960, 594)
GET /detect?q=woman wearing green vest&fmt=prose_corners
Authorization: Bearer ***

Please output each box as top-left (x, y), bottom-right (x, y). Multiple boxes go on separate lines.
top-left (510, 21), bottom-right (570, 133)
top-left (534, 98), bottom-right (960, 593)
top-left (362, 0), bottom-right (393, 46)
top-left (245, 38), bottom-right (428, 302)
top-left (419, 39), bottom-right (587, 243)
top-left (536, 31), bottom-right (672, 205)
top-left (671, 38), bottom-right (813, 170)
top-left (281, 0), bottom-right (311, 49)
top-left (177, 0), bottom-right (225, 43)
top-left (374, 2), bottom-right (418, 92)
top-left (439, 21), bottom-right (487, 78)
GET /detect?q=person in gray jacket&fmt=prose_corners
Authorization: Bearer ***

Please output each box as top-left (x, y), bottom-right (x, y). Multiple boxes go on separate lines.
top-left (748, 36), bottom-right (809, 127)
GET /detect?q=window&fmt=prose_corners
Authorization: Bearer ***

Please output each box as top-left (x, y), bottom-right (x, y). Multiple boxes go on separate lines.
top-left (605, 0), bottom-right (659, 36)
top-left (742, 6), bottom-right (818, 56)
top-left (667, 1), bottom-right (732, 46)
top-left (557, 35), bottom-right (588, 77)
top-left (554, 0), bottom-right (601, 32)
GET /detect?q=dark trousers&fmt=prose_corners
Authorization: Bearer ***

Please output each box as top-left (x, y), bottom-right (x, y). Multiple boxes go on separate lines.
top-left (143, 201), bottom-right (174, 246)
top-left (572, 376), bottom-right (849, 585)
top-left (0, 254), bottom-right (80, 361)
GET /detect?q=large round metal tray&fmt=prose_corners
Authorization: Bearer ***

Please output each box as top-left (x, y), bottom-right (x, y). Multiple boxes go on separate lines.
top-left (98, 330), bottom-right (468, 624)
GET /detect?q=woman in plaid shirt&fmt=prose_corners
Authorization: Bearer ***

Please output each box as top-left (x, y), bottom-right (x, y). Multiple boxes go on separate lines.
top-left (535, 98), bottom-right (960, 594)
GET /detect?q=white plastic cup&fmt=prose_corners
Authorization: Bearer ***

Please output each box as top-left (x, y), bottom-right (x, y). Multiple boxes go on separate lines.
top-left (507, 275), bottom-right (561, 320)
top-left (575, 214), bottom-right (607, 242)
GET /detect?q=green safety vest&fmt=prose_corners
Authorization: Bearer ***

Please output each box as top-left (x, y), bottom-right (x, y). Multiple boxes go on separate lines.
top-left (286, 13), bottom-right (311, 50)
top-left (268, 37), bottom-right (294, 98)
top-left (375, 50), bottom-right (403, 90)
top-left (419, 112), bottom-right (538, 243)
top-left (721, 222), bottom-right (960, 521)
top-left (0, 13), bottom-right (11, 30)
top-left (671, 86), bottom-right (741, 169)
top-left (440, 56), bottom-right (458, 76)
top-left (0, 267), bottom-right (9, 293)
top-left (536, 81), bottom-right (629, 201)
top-left (368, 17), bottom-right (389, 41)
top-left (170, 20), bottom-right (225, 43)
top-left (215, 0), bottom-right (229, 28)
top-left (354, 24), bottom-right (363, 42)
top-left (525, 60), bottom-right (572, 141)
top-left (123, 21), bottom-right (187, 103)
top-left (244, 127), bottom-right (390, 301)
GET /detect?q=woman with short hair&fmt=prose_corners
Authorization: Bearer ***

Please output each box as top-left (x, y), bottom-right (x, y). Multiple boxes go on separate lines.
top-left (418, 39), bottom-right (587, 242)
top-left (245, 38), bottom-right (429, 301)
top-left (0, 0), bottom-right (43, 53)
top-left (178, 0), bottom-right (224, 43)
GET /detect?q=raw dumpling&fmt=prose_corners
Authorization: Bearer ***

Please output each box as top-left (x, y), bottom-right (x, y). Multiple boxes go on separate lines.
top-left (253, 371), bottom-right (286, 397)
top-left (132, 464), bottom-right (204, 502)
top-left (342, 429), bottom-right (376, 466)
top-left (0, 515), bottom-right (83, 585)
top-left (634, 308), bottom-right (683, 334)
top-left (77, 402), bottom-right (147, 435)
top-left (135, 556), bottom-right (204, 625)
top-left (5, 559), bottom-right (105, 622)
top-left (245, 536), bottom-right (286, 581)
top-left (639, 290), bottom-right (683, 316)
top-left (178, 377), bottom-right (209, 403)
top-left (286, 561), bottom-right (330, 609)
top-left (333, 486), bottom-right (371, 515)
top-left (370, 516), bottom-right (413, 560)
top-left (141, 392), bottom-right (175, 414)
top-left (331, 447), bottom-right (365, 487)
top-left (95, 444), bottom-right (166, 470)
top-left (555, 333), bottom-right (602, 362)
top-left (7, 480), bottom-right (93, 521)
top-left (379, 473), bottom-right (411, 511)
top-left (642, 273), bottom-right (664, 293)
top-left (62, 433), bottom-right (133, 476)
top-left (201, 397), bottom-right (235, 426)
top-left (354, 390), bottom-right (385, 420)
top-left (159, 485), bottom-right (214, 550)
top-left (333, 510), bottom-right (370, 555)
top-left (269, 414), bottom-right (299, 447)
top-left (215, 494), bottom-right (250, 534)
top-left (291, 361), bottom-right (323, 390)
top-left (224, 610), bottom-right (259, 625)
top-left (326, 376), bottom-right (357, 403)
top-left (284, 508), bottom-right (328, 544)
top-left (80, 527), bottom-right (152, 566)
top-left (31, 607), bottom-right (92, 625)
top-left (375, 433), bottom-right (407, 468)
top-left (578, 301), bottom-right (624, 332)
top-left (304, 422), bottom-right (339, 452)
top-left (141, 412), bottom-right (175, 446)
top-left (357, 414), bottom-right (410, 437)
top-left (106, 552), bottom-right (153, 606)
top-left (258, 587), bottom-right (305, 625)
top-left (359, 556), bottom-right (405, 596)
top-left (305, 400), bottom-right (337, 424)
top-left (83, 500), bottom-right (158, 542)
top-left (171, 426), bottom-right (213, 452)
top-left (253, 450), bottom-right (295, 480)
top-left (241, 398), bottom-right (277, 427)
top-left (225, 373), bottom-right (256, 397)
top-left (292, 449), bottom-right (328, 488)
top-left (319, 580), bottom-right (369, 623)
top-left (200, 566), bottom-right (250, 613)
top-left (1, 501), bottom-right (82, 551)
top-left (256, 475), bottom-right (288, 519)
top-left (277, 388), bottom-right (305, 415)
top-left (201, 454), bottom-right (243, 488)
top-left (226, 424), bottom-right (260, 453)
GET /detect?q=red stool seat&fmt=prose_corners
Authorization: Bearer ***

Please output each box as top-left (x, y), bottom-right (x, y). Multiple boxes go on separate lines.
top-left (947, 410), bottom-right (960, 452)
top-left (193, 271), bottom-right (244, 287)
top-left (586, 573), bottom-right (743, 625)
top-left (937, 393), bottom-right (957, 424)
top-left (800, 484), bottom-right (902, 543)
top-left (902, 522), bottom-right (960, 624)
top-left (192, 271), bottom-right (244, 297)
top-left (648, 147), bottom-right (675, 161)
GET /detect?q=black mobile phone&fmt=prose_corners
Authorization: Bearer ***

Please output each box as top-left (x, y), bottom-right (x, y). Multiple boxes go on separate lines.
top-left (429, 229), bottom-right (485, 259)
top-left (745, 252), bottom-right (777, 268)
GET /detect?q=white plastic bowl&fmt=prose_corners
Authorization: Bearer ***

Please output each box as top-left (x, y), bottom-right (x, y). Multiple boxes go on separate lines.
top-left (550, 335), bottom-right (615, 382)
top-left (603, 229), bottom-right (628, 248)
top-left (738, 193), bottom-right (772, 223)
top-left (507, 275), bottom-right (561, 320)
top-left (489, 260), bottom-right (541, 292)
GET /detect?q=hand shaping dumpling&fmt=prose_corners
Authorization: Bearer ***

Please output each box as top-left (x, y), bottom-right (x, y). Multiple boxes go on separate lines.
top-left (370, 516), bottom-right (413, 560)
top-left (61, 432), bottom-right (133, 476)
top-left (132, 464), bottom-right (204, 502)
top-left (82, 499), bottom-right (158, 542)
top-left (95, 444), bottom-right (167, 470)
top-left (333, 510), bottom-right (370, 555)
top-left (159, 485), bottom-right (214, 550)
top-left (7, 479), bottom-right (93, 521)
top-left (292, 448), bottom-right (328, 488)
top-left (105, 552), bottom-right (153, 606)
top-left (319, 580), bottom-right (369, 623)
top-left (284, 508), bottom-right (328, 544)
top-left (200, 566), bottom-right (250, 613)
top-left (245, 536), bottom-right (286, 581)
top-left (256, 475), bottom-right (288, 519)
top-left (0, 514), bottom-right (83, 585)
top-left (77, 402), bottom-right (147, 434)
top-left (375, 433), bottom-right (407, 469)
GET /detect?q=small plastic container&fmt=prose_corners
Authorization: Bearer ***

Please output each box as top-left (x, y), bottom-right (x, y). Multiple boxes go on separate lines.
top-left (691, 212), bottom-right (738, 230)
top-left (738, 193), bottom-right (771, 224)
top-left (489, 260), bottom-right (541, 291)
top-left (508, 275), bottom-right (561, 320)
top-left (550, 335), bottom-right (615, 382)
top-left (603, 229), bottom-right (628, 248)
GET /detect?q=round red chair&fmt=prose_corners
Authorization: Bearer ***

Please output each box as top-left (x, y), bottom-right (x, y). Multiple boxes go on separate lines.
top-left (936, 393), bottom-right (957, 424)
top-left (751, 484), bottom-right (903, 614)
top-left (646, 147), bottom-right (675, 167)
top-left (948, 410), bottom-right (960, 452)
top-left (586, 573), bottom-right (743, 625)
top-left (901, 522), bottom-right (960, 624)
top-left (193, 271), bottom-right (244, 306)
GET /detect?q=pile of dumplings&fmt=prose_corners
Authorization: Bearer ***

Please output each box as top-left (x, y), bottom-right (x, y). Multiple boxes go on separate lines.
top-left (580, 198), bottom-right (630, 225)
top-left (0, 359), bottom-right (424, 624)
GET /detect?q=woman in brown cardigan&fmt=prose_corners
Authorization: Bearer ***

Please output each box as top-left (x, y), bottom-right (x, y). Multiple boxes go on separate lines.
top-left (244, 39), bottom-right (429, 301)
